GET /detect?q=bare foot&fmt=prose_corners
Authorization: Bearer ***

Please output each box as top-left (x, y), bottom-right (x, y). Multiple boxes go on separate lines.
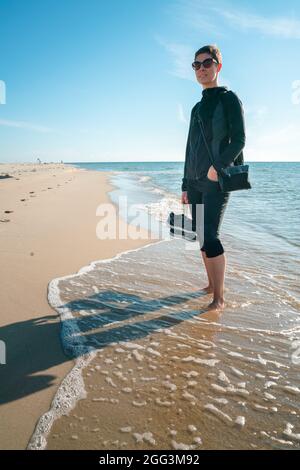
top-left (201, 285), bottom-right (213, 294)
top-left (207, 299), bottom-right (225, 310)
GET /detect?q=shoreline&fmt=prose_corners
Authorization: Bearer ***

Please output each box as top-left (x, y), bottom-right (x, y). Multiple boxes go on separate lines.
top-left (0, 163), bottom-right (159, 449)
top-left (1, 162), bottom-right (299, 450)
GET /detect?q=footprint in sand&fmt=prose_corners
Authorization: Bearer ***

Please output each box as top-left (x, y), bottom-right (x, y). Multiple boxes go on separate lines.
top-left (20, 199), bottom-right (26, 202)
top-left (0, 174), bottom-right (12, 180)
top-left (4, 210), bottom-right (13, 214)
top-left (0, 219), bottom-right (10, 223)
top-left (29, 191), bottom-right (35, 194)
top-left (47, 187), bottom-right (52, 189)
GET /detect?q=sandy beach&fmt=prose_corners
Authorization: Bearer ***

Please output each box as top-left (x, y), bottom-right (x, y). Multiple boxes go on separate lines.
top-left (1, 162), bottom-right (299, 451)
top-left (0, 163), bottom-right (158, 449)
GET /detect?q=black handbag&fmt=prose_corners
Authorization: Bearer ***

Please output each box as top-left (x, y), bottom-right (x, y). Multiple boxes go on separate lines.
top-left (198, 116), bottom-right (251, 192)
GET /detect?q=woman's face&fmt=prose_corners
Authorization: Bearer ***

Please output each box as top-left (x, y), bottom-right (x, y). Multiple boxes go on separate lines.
top-left (194, 52), bottom-right (222, 86)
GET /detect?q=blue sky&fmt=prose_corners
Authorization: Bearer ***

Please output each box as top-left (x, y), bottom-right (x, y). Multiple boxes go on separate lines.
top-left (0, 0), bottom-right (299, 163)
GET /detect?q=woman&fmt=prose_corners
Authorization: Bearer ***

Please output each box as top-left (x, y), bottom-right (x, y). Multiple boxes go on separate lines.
top-left (181, 44), bottom-right (246, 311)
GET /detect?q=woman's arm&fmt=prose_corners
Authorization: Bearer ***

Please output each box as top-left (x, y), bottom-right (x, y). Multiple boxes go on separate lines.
top-left (181, 107), bottom-right (195, 192)
top-left (213, 91), bottom-right (246, 171)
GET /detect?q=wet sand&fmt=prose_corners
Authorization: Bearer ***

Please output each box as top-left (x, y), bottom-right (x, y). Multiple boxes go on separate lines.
top-left (30, 235), bottom-right (300, 450)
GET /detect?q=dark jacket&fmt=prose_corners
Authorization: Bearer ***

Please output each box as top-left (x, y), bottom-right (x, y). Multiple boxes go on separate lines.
top-left (182, 86), bottom-right (246, 192)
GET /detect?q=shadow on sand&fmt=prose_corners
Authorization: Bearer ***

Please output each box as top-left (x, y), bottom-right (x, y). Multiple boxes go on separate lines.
top-left (0, 287), bottom-right (219, 405)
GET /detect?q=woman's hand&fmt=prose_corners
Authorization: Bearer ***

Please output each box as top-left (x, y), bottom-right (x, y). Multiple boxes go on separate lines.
top-left (207, 165), bottom-right (218, 182)
top-left (181, 191), bottom-right (189, 204)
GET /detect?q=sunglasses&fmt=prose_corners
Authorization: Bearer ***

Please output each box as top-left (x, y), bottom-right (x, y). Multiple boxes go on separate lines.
top-left (192, 58), bottom-right (218, 70)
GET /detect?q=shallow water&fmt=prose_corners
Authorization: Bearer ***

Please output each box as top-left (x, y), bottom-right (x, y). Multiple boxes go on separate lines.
top-left (28, 240), bottom-right (300, 449)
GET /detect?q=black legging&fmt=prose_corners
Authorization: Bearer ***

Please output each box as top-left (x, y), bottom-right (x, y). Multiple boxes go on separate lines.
top-left (187, 180), bottom-right (230, 258)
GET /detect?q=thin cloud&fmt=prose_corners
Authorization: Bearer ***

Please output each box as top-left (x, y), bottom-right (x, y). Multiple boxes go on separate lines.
top-left (169, 0), bottom-right (225, 36)
top-left (0, 119), bottom-right (54, 133)
top-left (177, 103), bottom-right (188, 124)
top-left (179, 0), bottom-right (300, 39)
top-left (155, 35), bottom-right (195, 81)
top-left (246, 120), bottom-right (300, 161)
top-left (212, 6), bottom-right (300, 39)
top-left (243, 104), bottom-right (269, 122)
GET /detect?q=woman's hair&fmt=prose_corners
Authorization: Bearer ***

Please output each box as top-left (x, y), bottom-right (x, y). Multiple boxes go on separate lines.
top-left (194, 44), bottom-right (222, 64)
